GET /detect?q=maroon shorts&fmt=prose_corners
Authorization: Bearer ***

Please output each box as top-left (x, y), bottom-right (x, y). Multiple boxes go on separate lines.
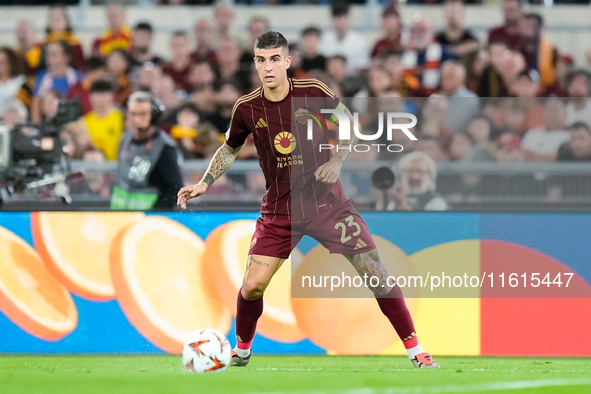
top-left (249, 200), bottom-right (376, 259)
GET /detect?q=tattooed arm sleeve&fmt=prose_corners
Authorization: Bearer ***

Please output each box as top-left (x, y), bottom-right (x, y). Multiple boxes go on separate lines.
top-left (200, 142), bottom-right (242, 187)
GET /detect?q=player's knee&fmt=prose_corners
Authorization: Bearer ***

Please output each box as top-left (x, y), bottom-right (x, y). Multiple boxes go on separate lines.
top-left (241, 280), bottom-right (267, 300)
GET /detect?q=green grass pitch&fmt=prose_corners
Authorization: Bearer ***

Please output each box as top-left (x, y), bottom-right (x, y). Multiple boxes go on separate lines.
top-left (1, 355), bottom-right (590, 394)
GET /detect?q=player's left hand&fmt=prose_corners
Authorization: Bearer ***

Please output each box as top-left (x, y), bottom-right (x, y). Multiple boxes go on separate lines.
top-left (314, 158), bottom-right (343, 184)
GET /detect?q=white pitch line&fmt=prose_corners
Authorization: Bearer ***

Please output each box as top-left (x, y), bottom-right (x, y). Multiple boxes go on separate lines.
top-left (255, 378), bottom-right (591, 394)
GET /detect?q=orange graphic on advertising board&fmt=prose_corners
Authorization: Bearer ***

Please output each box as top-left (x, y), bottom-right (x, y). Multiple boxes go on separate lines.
top-left (0, 226), bottom-right (78, 340)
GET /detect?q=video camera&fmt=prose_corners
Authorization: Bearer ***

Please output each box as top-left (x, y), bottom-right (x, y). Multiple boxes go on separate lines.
top-left (0, 99), bottom-right (83, 204)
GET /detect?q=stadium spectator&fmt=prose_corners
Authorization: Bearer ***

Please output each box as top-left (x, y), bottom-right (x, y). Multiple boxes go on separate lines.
top-left (136, 62), bottom-right (162, 92)
top-left (44, 5), bottom-right (84, 71)
top-left (514, 68), bottom-right (541, 98)
top-left (499, 50), bottom-right (527, 96)
top-left (300, 27), bottom-right (326, 73)
top-left (518, 13), bottom-right (557, 93)
top-left (170, 101), bottom-right (201, 159)
top-left (468, 49), bottom-right (489, 93)
top-left (488, 0), bottom-right (523, 51)
top-left (15, 20), bottom-right (43, 81)
top-left (217, 39), bottom-right (250, 93)
top-left (151, 74), bottom-right (180, 124)
top-left (0, 47), bottom-right (26, 116)
top-left (521, 98), bottom-right (570, 161)
top-left (557, 122), bottom-right (591, 161)
top-left (212, 3), bottom-right (243, 49)
top-left (371, 5), bottom-right (403, 59)
top-left (188, 62), bottom-right (217, 117)
top-left (162, 32), bottom-right (193, 93)
top-left (478, 42), bottom-right (512, 98)
top-left (376, 151), bottom-right (449, 211)
top-left (67, 56), bottom-right (107, 115)
top-left (319, 2), bottom-right (370, 73)
top-left (131, 22), bottom-right (164, 66)
top-left (106, 48), bottom-right (135, 106)
top-left (564, 69), bottom-right (591, 127)
top-left (417, 134), bottom-right (448, 162)
top-left (1, 100), bottom-right (28, 128)
top-left (38, 89), bottom-right (60, 123)
top-left (83, 79), bottom-right (124, 161)
top-left (92, 4), bottom-right (132, 57)
top-left (494, 131), bottom-right (524, 162)
top-left (83, 149), bottom-right (111, 198)
top-left (435, 0), bottom-right (479, 74)
top-left (420, 95), bottom-right (451, 145)
top-left (449, 132), bottom-right (475, 161)
top-left (351, 64), bottom-right (393, 115)
top-left (439, 60), bottom-right (480, 133)
top-left (31, 41), bottom-right (83, 122)
top-left (501, 99), bottom-right (529, 136)
top-left (191, 19), bottom-right (219, 73)
top-left (326, 55), bottom-right (361, 97)
top-left (208, 79), bottom-right (241, 136)
top-left (287, 44), bottom-right (307, 79)
top-left (401, 16), bottom-right (451, 97)
top-left (466, 115), bottom-right (494, 161)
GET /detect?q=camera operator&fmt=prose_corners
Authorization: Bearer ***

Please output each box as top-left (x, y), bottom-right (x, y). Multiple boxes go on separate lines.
top-left (111, 91), bottom-right (183, 210)
top-left (376, 151), bottom-right (449, 211)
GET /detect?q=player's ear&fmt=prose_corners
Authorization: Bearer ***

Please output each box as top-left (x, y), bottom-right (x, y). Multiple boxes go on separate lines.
top-left (285, 55), bottom-right (291, 69)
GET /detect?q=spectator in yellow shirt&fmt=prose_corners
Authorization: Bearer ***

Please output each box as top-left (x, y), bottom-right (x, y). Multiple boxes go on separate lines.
top-left (83, 79), bottom-right (124, 161)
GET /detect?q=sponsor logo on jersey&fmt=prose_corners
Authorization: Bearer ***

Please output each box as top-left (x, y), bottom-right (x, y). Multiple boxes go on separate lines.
top-left (274, 131), bottom-right (296, 154)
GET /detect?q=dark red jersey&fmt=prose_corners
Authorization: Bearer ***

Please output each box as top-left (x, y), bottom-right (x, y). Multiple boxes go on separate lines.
top-left (225, 78), bottom-right (348, 220)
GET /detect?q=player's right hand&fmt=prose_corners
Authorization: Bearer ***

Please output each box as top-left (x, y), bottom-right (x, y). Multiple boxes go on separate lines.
top-left (177, 183), bottom-right (208, 210)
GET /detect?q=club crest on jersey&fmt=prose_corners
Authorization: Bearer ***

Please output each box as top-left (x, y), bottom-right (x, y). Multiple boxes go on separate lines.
top-left (294, 107), bottom-right (310, 124)
top-left (297, 107), bottom-right (327, 131)
top-left (274, 131), bottom-right (296, 154)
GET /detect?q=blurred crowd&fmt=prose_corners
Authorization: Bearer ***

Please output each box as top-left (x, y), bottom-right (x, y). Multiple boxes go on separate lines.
top-left (1, 0), bottom-right (591, 173)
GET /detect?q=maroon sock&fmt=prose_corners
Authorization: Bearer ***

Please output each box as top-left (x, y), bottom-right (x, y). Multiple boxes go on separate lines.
top-left (235, 289), bottom-right (264, 349)
top-left (375, 285), bottom-right (419, 349)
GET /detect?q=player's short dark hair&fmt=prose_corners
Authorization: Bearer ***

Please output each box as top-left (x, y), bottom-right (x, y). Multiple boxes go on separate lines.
top-left (86, 56), bottom-right (106, 72)
top-left (134, 21), bottom-right (153, 34)
top-left (254, 31), bottom-right (289, 52)
top-left (89, 79), bottom-right (114, 94)
top-left (302, 26), bottom-right (321, 38)
top-left (569, 121), bottom-right (591, 133)
top-left (331, 1), bottom-right (349, 17)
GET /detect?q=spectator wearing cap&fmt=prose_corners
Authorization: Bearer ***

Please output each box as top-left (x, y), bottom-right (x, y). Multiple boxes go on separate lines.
top-left (92, 4), bottom-right (132, 57)
top-left (518, 13), bottom-right (557, 93)
top-left (521, 98), bottom-right (570, 161)
top-left (67, 56), bottom-right (107, 116)
top-left (439, 60), bottom-right (480, 133)
top-left (319, 2), bottom-right (370, 74)
top-left (401, 16), bottom-right (452, 97)
top-left (83, 79), bottom-right (124, 161)
top-left (488, 0), bottom-right (523, 51)
top-left (131, 22), bottom-right (164, 66)
top-left (300, 27), bottom-right (326, 73)
top-left (371, 5), bottom-right (403, 59)
top-left (558, 122), bottom-right (591, 161)
top-left (435, 0), bottom-right (479, 74)
top-left (564, 69), bottom-right (591, 128)
top-left (494, 131), bottom-right (524, 162)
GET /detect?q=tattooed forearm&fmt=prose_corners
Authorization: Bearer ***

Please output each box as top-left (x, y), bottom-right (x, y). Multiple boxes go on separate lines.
top-left (200, 142), bottom-right (241, 187)
top-left (344, 249), bottom-right (391, 296)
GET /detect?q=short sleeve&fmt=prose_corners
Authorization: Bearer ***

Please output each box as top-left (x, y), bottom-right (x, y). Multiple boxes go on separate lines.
top-left (312, 80), bottom-right (340, 114)
top-left (225, 103), bottom-right (252, 148)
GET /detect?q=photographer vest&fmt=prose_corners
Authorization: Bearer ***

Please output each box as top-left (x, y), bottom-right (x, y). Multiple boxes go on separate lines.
top-left (411, 191), bottom-right (448, 211)
top-left (111, 130), bottom-right (176, 210)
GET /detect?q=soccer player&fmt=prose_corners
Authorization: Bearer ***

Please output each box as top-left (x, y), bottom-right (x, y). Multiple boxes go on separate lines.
top-left (177, 31), bottom-right (439, 369)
